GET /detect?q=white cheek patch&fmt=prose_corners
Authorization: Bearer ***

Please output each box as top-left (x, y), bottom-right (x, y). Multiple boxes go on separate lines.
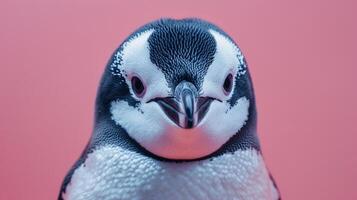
top-left (111, 29), bottom-right (170, 102)
top-left (110, 100), bottom-right (170, 146)
top-left (199, 97), bottom-right (250, 144)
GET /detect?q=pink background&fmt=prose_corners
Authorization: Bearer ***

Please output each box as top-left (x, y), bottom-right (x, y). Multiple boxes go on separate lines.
top-left (1, 0), bottom-right (356, 199)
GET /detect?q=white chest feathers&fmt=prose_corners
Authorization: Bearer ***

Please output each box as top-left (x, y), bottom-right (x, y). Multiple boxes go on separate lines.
top-left (63, 146), bottom-right (279, 200)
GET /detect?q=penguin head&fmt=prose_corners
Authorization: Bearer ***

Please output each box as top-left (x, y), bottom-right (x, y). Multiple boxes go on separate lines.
top-left (95, 18), bottom-right (257, 160)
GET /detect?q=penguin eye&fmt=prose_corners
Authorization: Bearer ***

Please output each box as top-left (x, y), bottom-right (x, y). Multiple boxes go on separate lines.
top-left (131, 76), bottom-right (146, 97)
top-left (223, 73), bottom-right (233, 95)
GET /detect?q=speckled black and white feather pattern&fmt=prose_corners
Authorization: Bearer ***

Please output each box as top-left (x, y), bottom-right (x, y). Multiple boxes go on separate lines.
top-left (63, 146), bottom-right (279, 200)
top-left (148, 22), bottom-right (216, 92)
top-left (58, 18), bottom-right (280, 200)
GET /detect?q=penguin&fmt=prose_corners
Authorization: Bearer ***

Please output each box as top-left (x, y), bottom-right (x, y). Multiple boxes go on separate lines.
top-left (59, 18), bottom-right (280, 200)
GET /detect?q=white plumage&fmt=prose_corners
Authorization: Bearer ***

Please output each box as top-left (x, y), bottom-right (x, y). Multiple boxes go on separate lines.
top-left (64, 146), bottom-right (279, 200)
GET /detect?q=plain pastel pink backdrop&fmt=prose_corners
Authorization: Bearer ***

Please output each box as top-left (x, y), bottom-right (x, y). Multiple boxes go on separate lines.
top-left (1, 0), bottom-right (356, 199)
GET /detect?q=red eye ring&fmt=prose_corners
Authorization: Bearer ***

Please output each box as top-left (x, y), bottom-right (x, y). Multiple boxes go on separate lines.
top-left (131, 76), bottom-right (146, 97)
top-left (223, 73), bottom-right (233, 95)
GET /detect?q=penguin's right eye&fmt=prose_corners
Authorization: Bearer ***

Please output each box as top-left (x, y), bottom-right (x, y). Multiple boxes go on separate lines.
top-left (131, 76), bottom-right (146, 98)
top-left (223, 73), bottom-right (233, 95)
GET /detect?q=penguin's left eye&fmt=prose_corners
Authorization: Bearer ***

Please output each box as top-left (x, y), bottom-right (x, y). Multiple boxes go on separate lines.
top-left (131, 76), bottom-right (146, 98)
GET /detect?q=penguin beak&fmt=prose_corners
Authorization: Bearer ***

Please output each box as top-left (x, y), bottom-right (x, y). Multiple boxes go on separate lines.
top-left (151, 81), bottom-right (214, 129)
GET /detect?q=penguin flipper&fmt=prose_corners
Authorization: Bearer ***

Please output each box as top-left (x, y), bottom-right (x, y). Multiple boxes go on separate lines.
top-left (269, 172), bottom-right (281, 200)
top-left (58, 141), bottom-right (91, 200)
